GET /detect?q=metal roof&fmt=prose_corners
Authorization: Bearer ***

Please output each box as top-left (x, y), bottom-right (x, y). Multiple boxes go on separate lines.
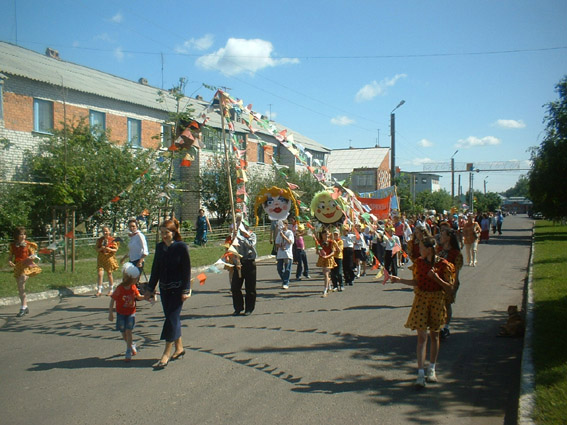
top-left (327, 147), bottom-right (389, 174)
top-left (0, 41), bottom-right (329, 153)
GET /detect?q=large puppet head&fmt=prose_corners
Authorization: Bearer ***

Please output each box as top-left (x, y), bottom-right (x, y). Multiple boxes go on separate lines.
top-left (310, 190), bottom-right (345, 225)
top-left (254, 186), bottom-right (299, 225)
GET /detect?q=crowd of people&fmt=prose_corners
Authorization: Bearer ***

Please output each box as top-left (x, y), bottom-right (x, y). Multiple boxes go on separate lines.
top-left (7, 208), bottom-right (503, 385)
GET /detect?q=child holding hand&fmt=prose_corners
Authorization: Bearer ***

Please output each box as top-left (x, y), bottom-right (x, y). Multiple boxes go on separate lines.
top-left (109, 263), bottom-right (146, 361)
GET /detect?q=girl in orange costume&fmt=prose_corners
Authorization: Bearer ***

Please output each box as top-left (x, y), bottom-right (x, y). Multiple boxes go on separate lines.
top-left (8, 227), bottom-right (42, 317)
top-left (95, 226), bottom-right (120, 296)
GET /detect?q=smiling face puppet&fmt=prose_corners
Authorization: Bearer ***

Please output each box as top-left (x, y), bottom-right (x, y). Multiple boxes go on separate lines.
top-left (311, 190), bottom-right (345, 225)
top-left (254, 186), bottom-right (299, 224)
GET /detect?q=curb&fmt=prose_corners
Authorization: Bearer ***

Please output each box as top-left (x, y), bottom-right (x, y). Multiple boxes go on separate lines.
top-left (0, 254), bottom-right (276, 308)
top-left (518, 225), bottom-right (536, 424)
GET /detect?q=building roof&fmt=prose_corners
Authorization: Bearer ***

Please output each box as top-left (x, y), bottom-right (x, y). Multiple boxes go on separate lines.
top-left (0, 41), bottom-right (329, 153)
top-left (327, 147), bottom-right (389, 174)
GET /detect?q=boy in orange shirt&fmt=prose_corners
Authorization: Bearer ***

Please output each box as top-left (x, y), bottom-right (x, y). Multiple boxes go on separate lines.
top-left (109, 263), bottom-right (145, 361)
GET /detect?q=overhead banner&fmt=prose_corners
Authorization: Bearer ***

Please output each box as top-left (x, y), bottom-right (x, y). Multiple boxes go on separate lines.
top-left (356, 195), bottom-right (391, 219)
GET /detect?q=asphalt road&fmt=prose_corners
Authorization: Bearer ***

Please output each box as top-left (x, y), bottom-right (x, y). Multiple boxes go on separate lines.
top-left (0, 215), bottom-right (532, 425)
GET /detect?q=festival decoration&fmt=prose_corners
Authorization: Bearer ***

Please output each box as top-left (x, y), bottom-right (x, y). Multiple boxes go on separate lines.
top-left (253, 186), bottom-right (299, 225)
top-left (310, 189), bottom-right (345, 227)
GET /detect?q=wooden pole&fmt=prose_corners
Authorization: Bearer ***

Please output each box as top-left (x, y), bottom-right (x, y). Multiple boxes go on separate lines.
top-left (71, 209), bottom-right (75, 272)
top-left (220, 97), bottom-right (237, 230)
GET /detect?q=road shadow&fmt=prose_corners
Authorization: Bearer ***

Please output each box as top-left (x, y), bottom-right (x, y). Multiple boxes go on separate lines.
top-left (28, 356), bottom-right (156, 371)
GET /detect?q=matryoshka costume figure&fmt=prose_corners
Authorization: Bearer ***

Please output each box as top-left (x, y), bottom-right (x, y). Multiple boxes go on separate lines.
top-left (310, 189), bottom-right (345, 230)
top-left (254, 186), bottom-right (299, 224)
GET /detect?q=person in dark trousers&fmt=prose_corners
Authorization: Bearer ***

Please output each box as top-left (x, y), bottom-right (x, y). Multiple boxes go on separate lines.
top-left (341, 225), bottom-right (356, 286)
top-left (146, 219), bottom-right (191, 370)
top-left (231, 222), bottom-right (257, 316)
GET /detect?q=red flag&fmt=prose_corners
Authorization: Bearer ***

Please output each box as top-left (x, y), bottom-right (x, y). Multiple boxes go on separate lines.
top-left (65, 230), bottom-right (75, 239)
top-left (286, 182), bottom-right (299, 190)
top-left (180, 159), bottom-right (191, 167)
top-left (371, 256), bottom-right (380, 270)
top-left (236, 197), bottom-right (243, 203)
top-left (382, 268), bottom-right (390, 285)
top-left (305, 222), bottom-right (315, 230)
top-left (111, 196), bottom-right (120, 203)
top-left (357, 195), bottom-right (391, 220)
top-left (196, 273), bottom-right (207, 285)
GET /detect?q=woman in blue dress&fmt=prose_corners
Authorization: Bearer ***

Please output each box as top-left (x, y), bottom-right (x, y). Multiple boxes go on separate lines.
top-left (194, 208), bottom-right (212, 246)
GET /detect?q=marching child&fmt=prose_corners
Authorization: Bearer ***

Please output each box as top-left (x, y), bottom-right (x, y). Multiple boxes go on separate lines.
top-left (294, 225), bottom-right (310, 280)
top-left (108, 263), bottom-right (145, 361)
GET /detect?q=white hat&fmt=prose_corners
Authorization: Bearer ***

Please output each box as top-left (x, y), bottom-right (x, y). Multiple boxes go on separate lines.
top-left (122, 263), bottom-right (141, 279)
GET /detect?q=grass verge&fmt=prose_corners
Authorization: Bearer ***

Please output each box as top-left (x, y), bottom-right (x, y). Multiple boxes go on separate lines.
top-left (532, 220), bottom-right (567, 425)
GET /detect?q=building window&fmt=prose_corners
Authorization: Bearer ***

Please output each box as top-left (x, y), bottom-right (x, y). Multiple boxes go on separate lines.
top-left (422, 178), bottom-right (427, 184)
top-left (34, 98), bottom-right (54, 134)
top-left (202, 127), bottom-right (223, 152)
top-left (128, 118), bottom-right (142, 147)
top-left (162, 124), bottom-right (173, 148)
top-left (89, 110), bottom-right (106, 135)
top-left (257, 142), bottom-right (265, 163)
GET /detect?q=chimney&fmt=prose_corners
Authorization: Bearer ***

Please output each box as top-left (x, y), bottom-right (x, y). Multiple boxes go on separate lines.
top-left (45, 48), bottom-right (61, 60)
top-left (138, 78), bottom-right (148, 85)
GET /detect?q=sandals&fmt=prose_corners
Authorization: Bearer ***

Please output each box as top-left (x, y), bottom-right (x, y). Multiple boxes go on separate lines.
top-left (171, 350), bottom-right (186, 361)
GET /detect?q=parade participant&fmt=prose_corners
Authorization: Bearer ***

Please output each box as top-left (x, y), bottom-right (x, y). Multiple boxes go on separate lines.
top-left (275, 219), bottom-right (294, 289)
top-left (120, 219), bottom-right (149, 277)
top-left (194, 208), bottom-right (212, 246)
top-left (294, 225), bottom-right (310, 281)
top-left (146, 219), bottom-right (191, 369)
top-left (383, 228), bottom-right (401, 277)
top-left (438, 228), bottom-right (464, 339)
top-left (480, 213), bottom-right (491, 243)
top-left (331, 228), bottom-right (344, 291)
top-left (8, 227), bottom-right (41, 317)
top-left (316, 229), bottom-right (337, 297)
top-left (341, 225), bottom-right (356, 286)
top-left (108, 263), bottom-right (145, 361)
top-left (462, 214), bottom-right (482, 266)
top-left (407, 224), bottom-right (429, 264)
top-left (496, 211), bottom-right (504, 235)
top-left (390, 236), bottom-right (455, 387)
top-left (95, 226), bottom-right (119, 296)
top-left (353, 223), bottom-right (368, 278)
top-left (230, 222), bottom-right (257, 316)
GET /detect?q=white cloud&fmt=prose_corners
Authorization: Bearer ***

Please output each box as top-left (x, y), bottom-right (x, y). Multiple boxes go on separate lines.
top-left (114, 47), bottom-right (124, 61)
top-left (456, 136), bottom-right (501, 148)
top-left (418, 138), bottom-right (433, 148)
top-left (110, 12), bottom-right (123, 23)
top-left (493, 119), bottom-right (526, 129)
top-left (355, 74), bottom-right (407, 102)
top-left (411, 157), bottom-right (435, 166)
top-left (196, 38), bottom-right (299, 76)
top-left (175, 34), bottom-right (214, 53)
top-left (331, 115), bottom-right (355, 126)
top-left (94, 33), bottom-right (114, 43)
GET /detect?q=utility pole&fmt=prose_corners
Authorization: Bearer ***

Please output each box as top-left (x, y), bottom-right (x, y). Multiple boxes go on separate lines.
top-left (451, 150), bottom-right (458, 202)
top-left (390, 100), bottom-right (405, 185)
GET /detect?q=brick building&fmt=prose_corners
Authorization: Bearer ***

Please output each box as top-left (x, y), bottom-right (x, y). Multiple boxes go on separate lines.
top-left (0, 42), bottom-right (330, 223)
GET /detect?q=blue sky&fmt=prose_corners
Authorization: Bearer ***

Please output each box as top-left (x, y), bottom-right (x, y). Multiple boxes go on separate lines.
top-left (3, 0), bottom-right (566, 193)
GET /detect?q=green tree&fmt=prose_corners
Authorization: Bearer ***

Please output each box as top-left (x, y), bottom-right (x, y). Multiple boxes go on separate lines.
top-left (22, 121), bottom-right (169, 234)
top-left (504, 175), bottom-right (529, 198)
top-left (529, 75), bottom-right (567, 219)
top-left (199, 154), bottom-right (238, 224)
top-left (415, 189), bottom-right (453, 214)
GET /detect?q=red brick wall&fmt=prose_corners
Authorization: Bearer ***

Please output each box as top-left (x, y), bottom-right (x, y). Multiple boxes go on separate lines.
top-left (4, 92), bottom-right (33, 132)
top-left (4, 92), bottom-right (161, 148)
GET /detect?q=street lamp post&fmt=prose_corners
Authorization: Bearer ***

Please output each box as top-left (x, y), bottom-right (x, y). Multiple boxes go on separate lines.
top-left (390, 100), bottom-right (405, 185)
top-left (451, 150), bottom-right (459, 201)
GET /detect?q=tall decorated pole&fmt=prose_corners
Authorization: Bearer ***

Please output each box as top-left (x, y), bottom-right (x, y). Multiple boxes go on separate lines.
top-left (219, 92), bottom-right (237, 231)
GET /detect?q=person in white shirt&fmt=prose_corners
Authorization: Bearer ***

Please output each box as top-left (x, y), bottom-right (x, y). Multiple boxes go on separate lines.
top-left (121, 219), bottom-right (149, 277)
top-left (341, 225), bottom-right (356, 286)
top-left (275, 220), bottom-right (294, 289)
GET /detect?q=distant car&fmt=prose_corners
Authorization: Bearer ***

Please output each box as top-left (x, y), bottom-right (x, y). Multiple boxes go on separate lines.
top-left (532, 212), bottom-right (543, 219)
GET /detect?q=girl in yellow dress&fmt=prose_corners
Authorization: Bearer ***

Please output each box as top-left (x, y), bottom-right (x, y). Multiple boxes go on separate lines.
top-left (316, 229), bottom-right (337, 297)
top-left (8, 227), bottom-right (42, 317)
top-left (95, 226), bottom-right (120, 296)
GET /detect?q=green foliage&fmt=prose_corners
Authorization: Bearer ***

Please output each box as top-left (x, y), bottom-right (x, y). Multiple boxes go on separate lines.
top-left (471, 191), bottom-right (502, 212)
top-left (200, 154), bottom-right (238, 224)
top-left (529, 75), bottom-right (567, 220)
top-left (0, 183), bottom-right (33, 237)
top-left (21, 121), bottom-right (170, 235)
top-left (415, 189), bottom-right (453, 214)
top-left (504, 175), bottom-right (530, 198)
